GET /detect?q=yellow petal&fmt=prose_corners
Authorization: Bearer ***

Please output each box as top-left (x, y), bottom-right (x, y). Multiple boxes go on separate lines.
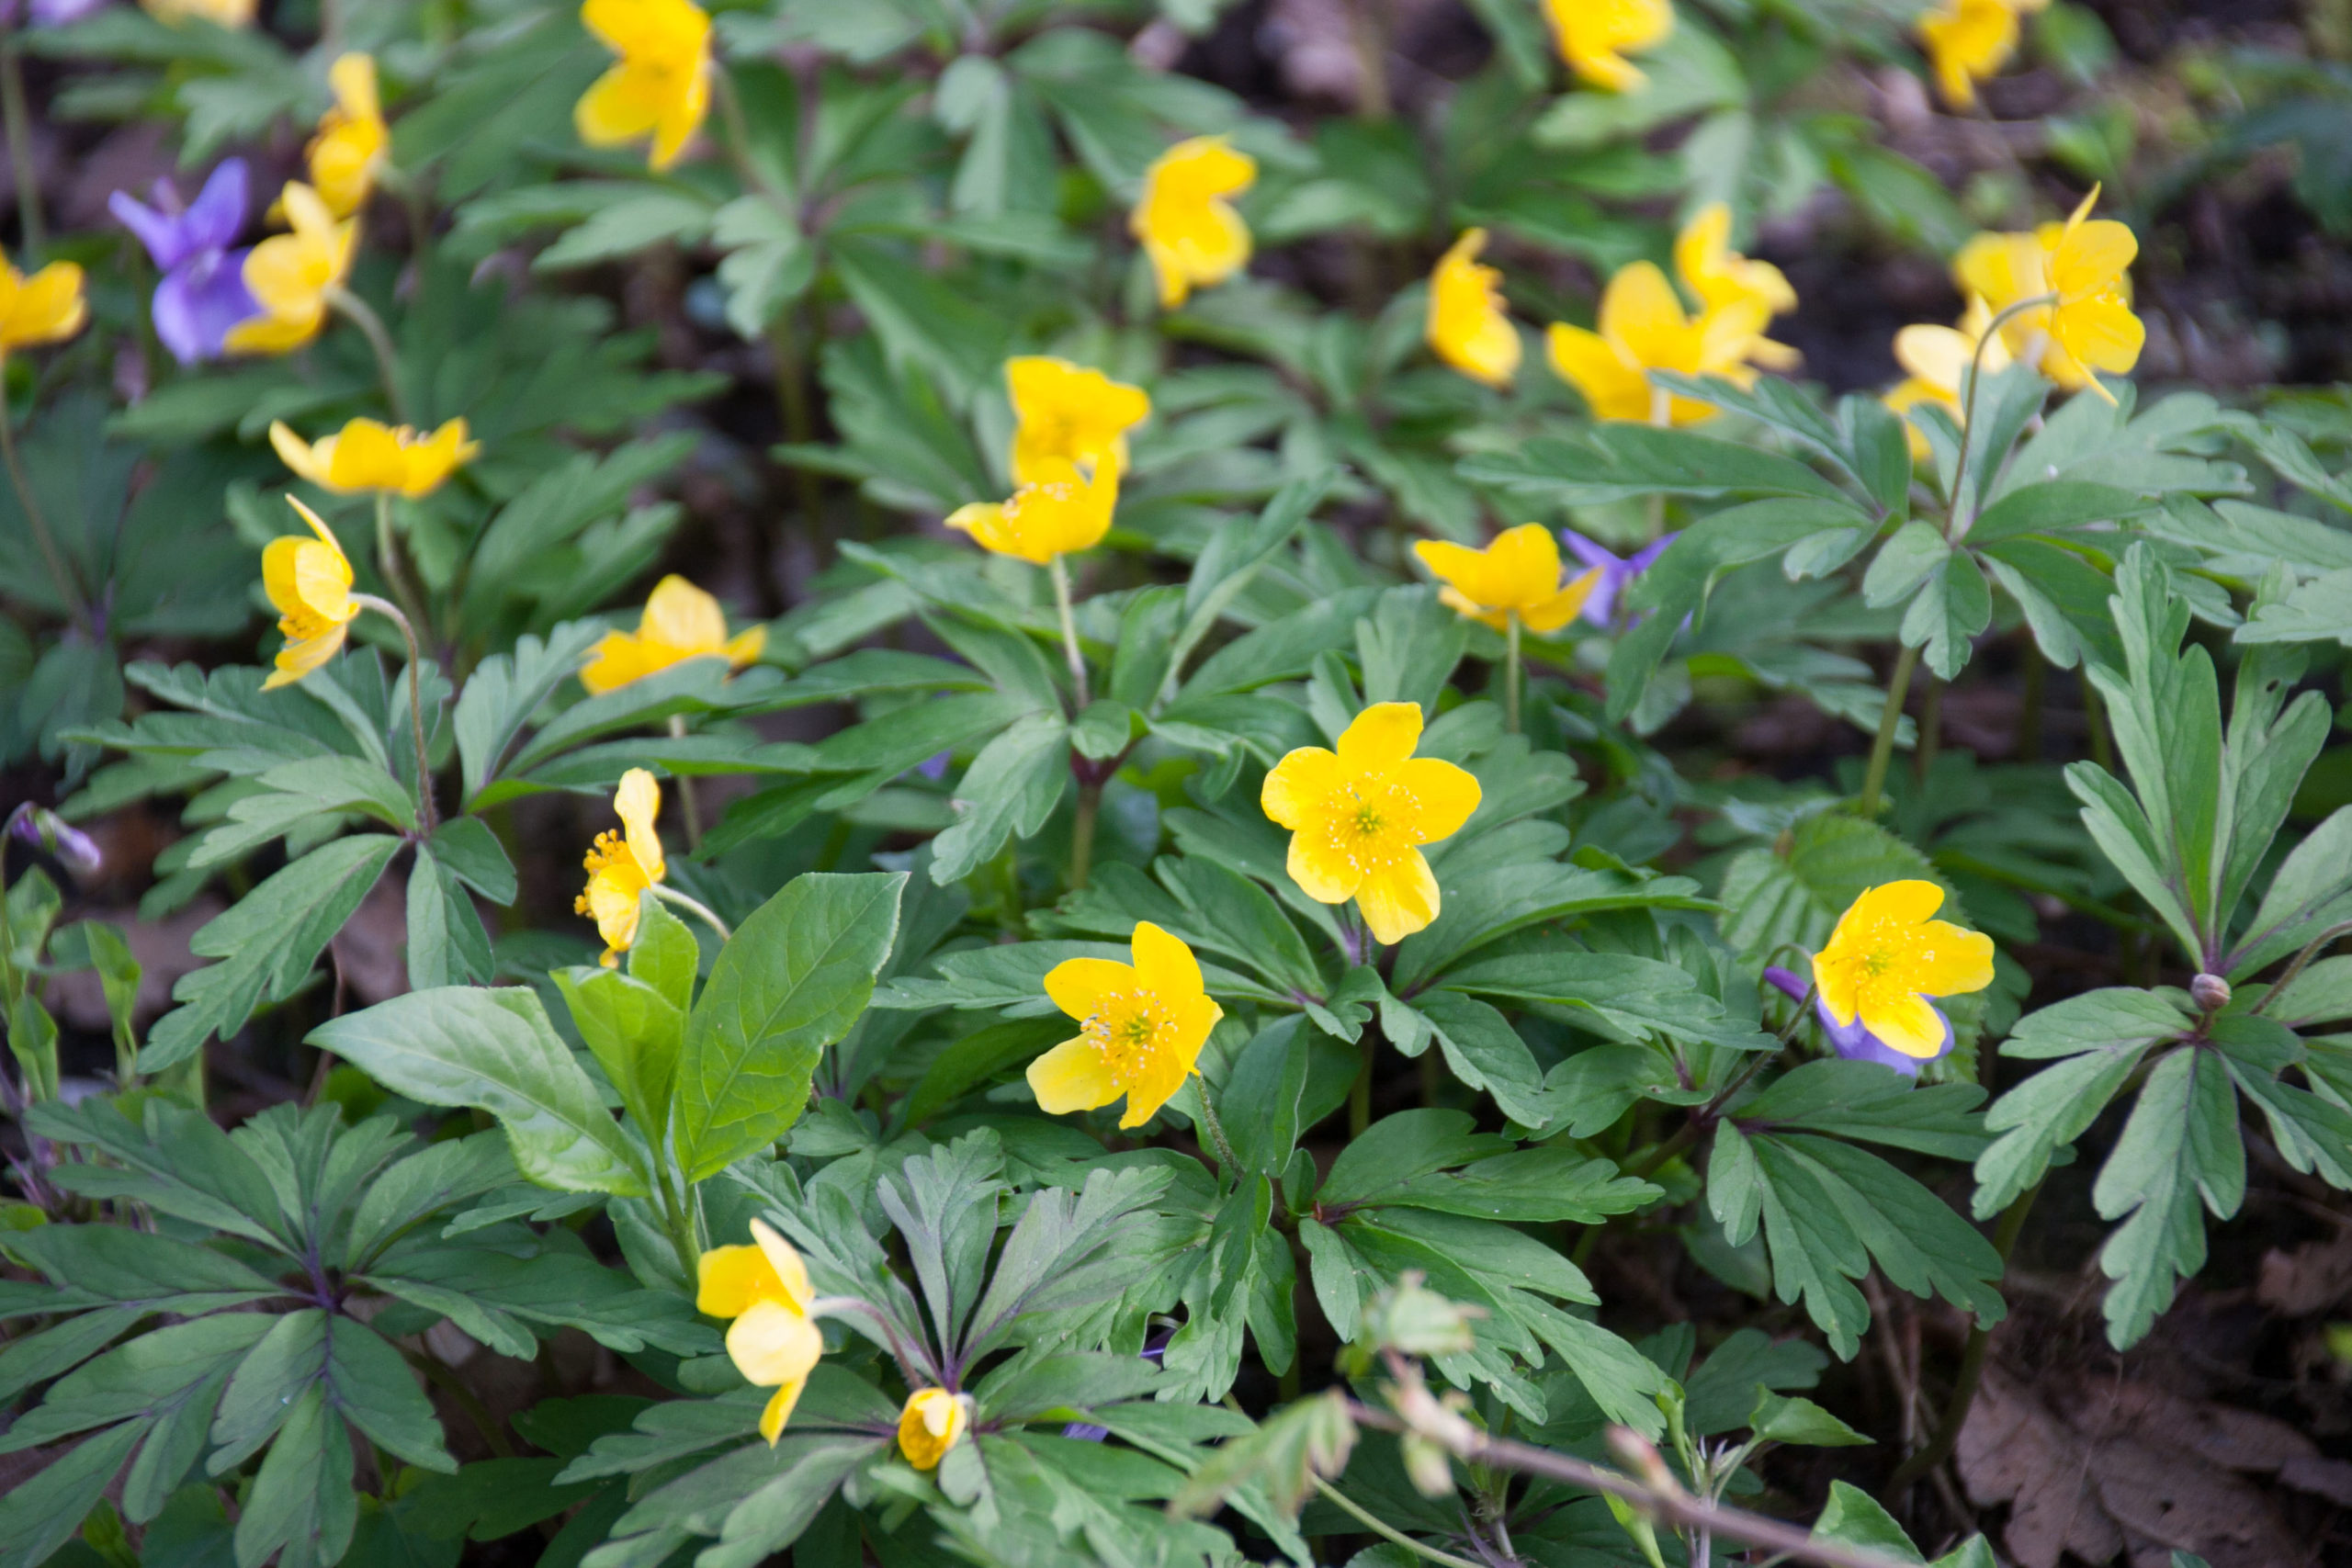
top-left (1860, 991), bottom-right (1948, 1060)
top-left (614, 767), bottom-right (665, 885)
top-left (727, 1298), bottom-right (822, 1389)
top-left (269, 422), bottom-right (333, 489)
top-left (1026, 1035), bottom-right (1121, 1115)
top-left (1907, 920), bottom-right (1997, 998)
top-left (1485, 524), bottom-right (1562, 609)
top-left (575, 62), bottom-right (662, 148)
top-left (1, 262), bottom-right (86, 348)
top-left (759, 1376), bottom-right (807, 1446)
top-left (1335, 702), bottom-right (1424, 771)
top-left (1129, 920), bottom-right (1204, 999)
top-left (1261, 745), bottom-right (1340, 830)
top-left (723, 625), bottom-right (767, 670)
top-left (1394, 756), bottom-right (1481, 844)
top-left (1893, 323), bottom-right (1973, 393)
top-left (1285, 829), bottom-right (1362, 904)
top-left (1545, 321), bottom-right (1652, 422)
top-left (2052, 217), bottom-right (2136, 303)
top-left (1521, 567), bottom-right (1602, 635)
top-left (1044, 956), bottom-right (1136, 1022)
top-left (641, 574), bottom-right (729, 651)
top-left (326, 420), bottom-right (411, 492)
top-left (329, 52), bottom-right (379, 120)
top-left (1843, 879), bottom-right (1945, 929)
top-left (749, 1217), bottom-right (813, 1311)
top-left (1413, 539), bottom-right (1501, 608)
top-left (1598, 261), bottom-right (1690, 366)
top-left (898, 1389), bottom-right (968, 1471)
top-left (1354, 852), bottom-right (1442, 946)
top-left (264, 626), bottom-right (349, 689)
top-left (579, 630), bottom-right (666, 695)
top-left (695, 1243), bottom-right (785, 1319)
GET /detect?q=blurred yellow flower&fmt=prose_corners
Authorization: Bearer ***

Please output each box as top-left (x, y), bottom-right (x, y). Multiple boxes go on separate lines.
top-left (897, 1389), bottom-right (969, 1472)
top-left (575, 768), bottom-right (667, 966)
top-left (580, 576), bottom-right (766, 695)
top-left (1813, 880), bottom-right (1994, 1061)
top-left (309, 54), bottom-right (389, 219)
top-left (1427, 229), bottom-right (1521, 389)
top-left (1544, 0), bottom-right (1674, 93)
top-left (261, 498), bottom-right (359, 690)
top-left (1952, 187), bottom-right (2142, 400)
top-left (141, 0), bottom-right (254, 24)
top-left (226, 184), bottom-right (356, 356)
top-left (1416, 525), bottom-right (1600, 635)
top-left (1675, 204), bottom-right (1796, 325)
top-left (1883, 298), bottom-right (2012, 458)
top-left (1916, 0), bottom-right (2048, 110)
top-left (1261, 703), bottom-right (1481, 945)
top-left (1029, 921), bottom-right (1224, 1130)
top-left (575, 0), bottom-right (712, 172)
top-left (698, 1219), bottom-right (823, 1446)
top-left (1007, 356), bottom-right (1149, 486)
top-left (1131, 137), bottom-right (1255, 310)
top-left (946, 456), bottom-right (1120, 566)
top-left (270, 417), bottom-right (478, 499)
top-left (1544, 261), bottom-right (1774, 424)
top-left (0, 251), bottom-right (86, 357)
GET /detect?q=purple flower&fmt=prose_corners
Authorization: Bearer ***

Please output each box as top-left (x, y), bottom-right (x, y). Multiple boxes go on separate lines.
top-left (0, 0), bottom-right (108, 24)
top-left (1763, 964), bottom-right (1951, 1078)
top-left (1563, 529), bottom-right (1677, 630)
top-left (7, 804), bottom-right (100, 878)
top-left (108, 159), bottom-right (257, 366)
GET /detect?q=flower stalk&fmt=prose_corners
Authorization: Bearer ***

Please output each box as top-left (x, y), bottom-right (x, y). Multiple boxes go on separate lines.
top-left (324, 283), bottom-right (413, 425)
top-left (351, 592), bottom-right (436, 834)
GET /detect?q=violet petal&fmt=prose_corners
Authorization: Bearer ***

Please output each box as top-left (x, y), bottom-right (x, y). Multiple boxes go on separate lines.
top-left (181, 157), bottom-right (247, 252)
top-left (109, 189), bottom-right (192, 270)
top-left (153, 248), bottom-right (258, 365)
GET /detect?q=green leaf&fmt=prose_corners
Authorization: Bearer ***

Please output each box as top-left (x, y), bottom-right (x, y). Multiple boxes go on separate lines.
top-left (2092, 1047), bottom-right (2238, 1348)
top-left (1318, 1111), bottom-right (1513, 1207)
top-left (405, 847), bottom-right (494, 991)
top-left (628, 894), bottom-right (700, 1014)
top-left (0, 1419), bottom-right (143, 1568)
top-left (1409, 990), bottom-right (1548, 1129)
top-left (554, 964), bottom-right (684, 1137)
top-left (1373, 1143), bottom-right (1660, 1224)
top-left (232, 1385), bottom-right (357, 1568)
top-left (1810, 1482), bottom-right (1925, 1563)
top-left (1221, 1017), bottom-right (1310, 1175)
top-left (1965, 480), bottom-right (2154, 545)
top-left (1860, 521), bottom-right (1951, 609)
top-left (1749, 1390), bottom-right (1871, 1448)
top-left (453, 621), bottom-right (609, 807)
top-left (309, 987), bottom-right (651, 1197)
top-left (2229, 807), bottom-right (2352, 978)
top-left (1900, 552), bottom-right (1994, 681)
top-left (427, 818), bottom-right (518, 904)
top-left (671, 873), bottom-right (906, 1183)
top-left (1976, 989), bottom-right (2188, 1215)
top-left (929, 713), bottom-right (1069, 886)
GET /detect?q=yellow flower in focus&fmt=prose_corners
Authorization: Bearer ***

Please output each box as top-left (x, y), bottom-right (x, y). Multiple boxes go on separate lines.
top-left (1813, 880), bottom-right (1994, 1061)
top-left (897, 1389), bottom-right (969, 1472)
top-left (1415, 525), bottom-right (1601, 635)
top-left (1916, 0), bottom-right (2048, 110)
top-left (1261, 703), bottom-right (1482, 945)
top-left (261, 498), bottom-right (360, 690)
top-left (1028, 921), bottom-right (1224, 1130)
top-left (1544, 0), bottom-right (1674, 93)
top-left (1131, 137), bottom-right (1256, 310)
top-left (1951, 188), bottom-right (2142, 400)
top-left (575, 0), bottom-right (712, 172)
top-left (270, 418), bottom-right (479, 499)
top-left (1544, 261), bottom-right (1774, 424)
top-left (0, 251), bottom-right (87, 358)
top-left (1007, 357), bottom-right (1150, 487)
top-left (945, 457), bottom-right (1120, 567)
top-left (226, 184), bottom-right (356, 356)
top-left (1427, 230), bottom-right (1521, 389)
top-left (1883, 298), bottom-right (2012, 459)
top-left (579, 576), bottom-right (767, 695)
top-left (141, 0), bottom-right (255, 24)
top-left (575, 768), bottom-right (667, 966)
top-left (309, 54), bottom-right (390, 219)
top-left (697, 1219), bottom-right (824, 1446)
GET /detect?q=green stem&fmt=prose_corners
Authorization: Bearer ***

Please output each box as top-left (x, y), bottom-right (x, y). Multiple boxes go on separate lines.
top-left (371, 491), bottom-right (432, 646)
top-left (1069, 779), bottom-right (1099, 892)
top-left (352, 593), bottom-right (436, 833)
top-left (1345, 0), bottom-right (1390, 119)
top-left (1311, 1478), bottom-right (1481, 1568)
top-left (1946, 292), bottom-right (2055, 535)
top-left (652, 884), bottom-right (731, 942)
top-left (1858, 643), bottom-right (1919, 818)
top-left (1504, 610), bottom-right (1521, 735)
top-left (666, 715), bottom-right (704, 852)
top-left (1193, 1083), bottom-right (1240, 1175)
top-left (1049, 554), bottom-right (1091, 710)
top-left (661, 1169), bottom-right (704, 1290)
top-left (0, 383), bottom-right (85, 630)
top-left (1, 41), bottom-right (41, 257)
top-left (324, 285), bottom-right (413, 426)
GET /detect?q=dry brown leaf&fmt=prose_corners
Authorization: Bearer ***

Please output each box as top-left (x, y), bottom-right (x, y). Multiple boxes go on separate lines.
top-left (2258, 1238), bottom-right (2352, 1317)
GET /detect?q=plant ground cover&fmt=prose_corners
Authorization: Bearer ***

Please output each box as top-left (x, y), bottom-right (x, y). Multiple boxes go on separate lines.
top-left (0, 3), bottom-right (2349, 1567)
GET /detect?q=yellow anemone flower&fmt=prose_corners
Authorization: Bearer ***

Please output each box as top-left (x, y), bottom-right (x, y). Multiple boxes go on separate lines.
top-left (575, 768), bottom-right (667, 966)
top-left (1543, 0), bottom-right (1674, 93)
top-left (1415, 525), bottom-right (1602, 635)
top-left (1951, 188), bottom-right (2141, 400)
top-left (1028, 921), bottom-right (1225, 1130)
top-left (1261, 703), bottom-right (1482, 945)
top-left (261, 497), bottom-right (360, 690)
top-left (1883, 298), bottom-right (2012, 458)
top-left (1916, 0), bottom-right (2048, 111)
top-left (141, 0), bottom-right (255, 24)
top-left (309, 54), bottom-right (390, 219)
top-left (226, 183), bottom-right (356, 356)
top-left (697, 1219), bottom-right (824, 1446)
top-left (0, 251), bottom-right (87, 358)
top-left (575, 0), bottom-right (712, 173)
top-left (1427, 229), bottom-right (1521, 389)
top-left (897, 1389), bottom-right (970, 1472)
top-left (1674, 204), bottom-right (1797, 322)
top-left (1007, 356), bottom-right (1150, 487)
top-left (945, 456), bottom-right (1120, 567)
top-left (579, 576), bottom-right (766, 695)
top-left (270, 418), bottom-right (479, 499)
top-left (1130, 137), bottom-right (1256, 310)
top-left (1812, 880), bottom-right (1994, 1061)
top-left (1544, 261), bottom-right (1775, 424)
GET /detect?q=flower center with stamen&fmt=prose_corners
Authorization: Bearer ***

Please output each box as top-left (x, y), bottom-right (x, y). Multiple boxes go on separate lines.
top-left (1080, 989), bottom-right (1166, 1078)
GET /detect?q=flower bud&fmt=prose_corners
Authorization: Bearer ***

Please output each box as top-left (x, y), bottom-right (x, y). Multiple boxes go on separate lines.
top-left (8, 805), bottom-right (100, 878)
top-left (2190, 974), bottom-right (2232, 1012)
top-left (1401, 1431), bottom-right (1454, 1496)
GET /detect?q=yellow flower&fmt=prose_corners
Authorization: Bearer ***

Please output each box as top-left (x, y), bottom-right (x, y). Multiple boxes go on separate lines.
top-left (1674, 203), bottom-right (1797, 323)
top-left (270, 417), bottom-right (479, 499)
top-left (141, 0), bottom-right (254, 24)
top-left (575, 768), bottom-right (667, 967)
top-left (226, 184), bottom-right (356, 356)
top-left (1951, 188), bottom-right (2142, 400)
top-left (260, 497), bottom-right (360, 690)
top-left (309, 54), bottom-right (390, 219)
top-left (1261, 703), bottom-right (1482, 945)
top-left (1130, 136), bottom-right (1255, 310)
top-left (1544, 0), bottom-right (1674, 93)
top-left (579, 576), bottom-right (766, 695)
top-left (1883, 297), bottom-right (2012, 458)
top-left (945, 456), bottom-right (1120, 567)
top-left (1812, 880), bottom-right (1994, 1061)
top-left (0, 251), bottom-right (87, 358)
top-left (1544, 261), bottom-right (1775, 424)
top-left (1028, 921), bottom-right (1225, 1130)
top-left (1427, 229), bottom-right (1521, 389)
top-left (575, 0), bottom-right (712, 173)
top-left (1007, 356), bottom-right (1150, 487)
top-left (1415, 525), bottom-right (1602, 635)
top-left (1916, 0), bottom-right (2048, 111)
top-left (697, 1219), bottom-right (824, 1446)
top-left (897, 1389), bottom-right (970, 1472)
